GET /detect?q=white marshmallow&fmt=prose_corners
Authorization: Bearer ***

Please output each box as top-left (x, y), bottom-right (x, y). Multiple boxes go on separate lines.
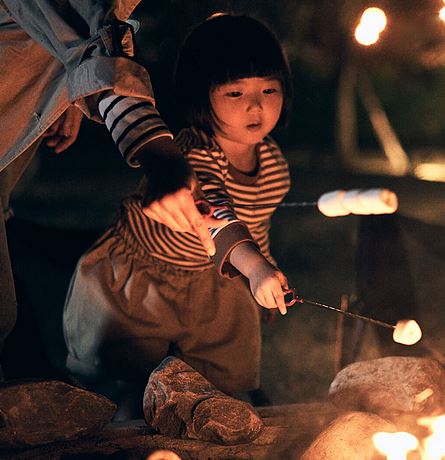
top-left (393, 319), bottom-right (422, 345)
top-left (317, 190), bottom-right (351, 217)
top-left (357, 188), bottom-right (398, 215)
top-left (342, 189), bottom-right (372, 214)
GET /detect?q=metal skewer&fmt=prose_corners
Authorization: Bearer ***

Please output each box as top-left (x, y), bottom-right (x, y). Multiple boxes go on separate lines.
top-left (284, 289), bottom-right (395, 330)
top-left (236, 201), bottom-right (317, 209)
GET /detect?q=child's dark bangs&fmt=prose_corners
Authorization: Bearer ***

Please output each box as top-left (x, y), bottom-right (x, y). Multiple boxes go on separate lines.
top-left (213, 44), bottom-right (286, 85)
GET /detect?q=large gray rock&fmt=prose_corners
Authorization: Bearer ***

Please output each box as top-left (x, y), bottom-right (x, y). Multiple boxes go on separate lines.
top-left (143, 356), bottom-right (263, 445)
top-left (0, 379), bottom-right (116, 448)
top-left (300, 411), bottom-right (396, 460)
top-left (329, 357), bottom-right (445, 419)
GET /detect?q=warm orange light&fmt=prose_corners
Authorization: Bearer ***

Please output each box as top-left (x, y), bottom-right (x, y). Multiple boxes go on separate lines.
top-left (361, 7), bottom-right (387, 32)
top-left (355, 6), bottom-right (387, 46)
top-left (418, 415), bottom-right (445, 460)
top-left (373, 415), bottom-right (445, 459)
top-left (414, 163), bottom-right (445, 182)
top-left (355, 23), bottom-right (380, 46)
top-left (439, 6), bottom-right (445, 22)
top-left (373, 432), bottom-right (419, 460)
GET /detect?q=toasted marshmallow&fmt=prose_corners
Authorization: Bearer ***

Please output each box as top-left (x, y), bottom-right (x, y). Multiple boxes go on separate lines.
top-left (357, 188), bottom-right (398, 215)
top-left (317, 190), bottom-right (350, 217)
top-left (393, 319), bottom-right (422, 345)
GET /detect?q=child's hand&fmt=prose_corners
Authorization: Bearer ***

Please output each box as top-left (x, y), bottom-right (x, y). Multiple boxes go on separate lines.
top-left (229, 242), bottom-right (289, 315)
top-left (248, 262), bottom-right (288, 315)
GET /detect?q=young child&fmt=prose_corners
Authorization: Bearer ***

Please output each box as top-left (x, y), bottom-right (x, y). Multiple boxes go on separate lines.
top-left (63, 13), bottom-right (293, 416)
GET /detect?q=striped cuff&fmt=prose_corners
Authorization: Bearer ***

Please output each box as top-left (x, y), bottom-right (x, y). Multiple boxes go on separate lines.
top-left (98, 91), bottom-right (173, 167)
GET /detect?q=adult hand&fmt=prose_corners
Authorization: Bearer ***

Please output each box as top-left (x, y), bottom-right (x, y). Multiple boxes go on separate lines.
top-left (43, 106), bottom-right (83, 154)
top-left (136, 137), bottom-right (220, 256)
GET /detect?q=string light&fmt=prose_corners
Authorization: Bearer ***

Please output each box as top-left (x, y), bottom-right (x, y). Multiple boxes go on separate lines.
top-left (355, 7), bottom-right (387, 46)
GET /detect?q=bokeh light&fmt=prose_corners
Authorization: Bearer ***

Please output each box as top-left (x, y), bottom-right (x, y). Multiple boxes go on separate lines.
top-left (355, 6), bottom-right (387, 46)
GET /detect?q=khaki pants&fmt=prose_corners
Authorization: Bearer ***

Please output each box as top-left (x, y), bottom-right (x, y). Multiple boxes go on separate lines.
top-left (64, 224), bottom-right (262, 394)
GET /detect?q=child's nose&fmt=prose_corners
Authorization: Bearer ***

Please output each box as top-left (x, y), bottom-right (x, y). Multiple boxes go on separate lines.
top-left (247, 95), bottom-right (263, 112)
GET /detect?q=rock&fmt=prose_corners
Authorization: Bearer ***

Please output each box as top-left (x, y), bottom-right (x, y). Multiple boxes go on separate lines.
top-left (0, 379), bottom-right (116, 448)
top-left (300, 411), bottom-right (396, 460)
top-left (329, 357), bottom-right (445, 420)
top-left (143, 356), bottom-right (263, 445)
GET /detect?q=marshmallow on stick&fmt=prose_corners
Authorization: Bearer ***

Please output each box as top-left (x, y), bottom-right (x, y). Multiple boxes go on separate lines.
top-left (342, 189), bottom-right (372, 215)
top-left (393, 319), bottom-right (422, 345)
top-left (317, 188), bottom-right (398, 217)
top-left (357, 188), bottom-right (398, 215)
top-left (316, 190), bottom-right (350, 217)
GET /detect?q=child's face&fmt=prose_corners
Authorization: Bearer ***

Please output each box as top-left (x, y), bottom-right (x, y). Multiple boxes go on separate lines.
top-left (210, 77), bottom-right (283, 148)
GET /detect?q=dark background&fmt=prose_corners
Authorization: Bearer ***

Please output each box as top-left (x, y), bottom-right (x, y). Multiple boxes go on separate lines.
top-left (4, 0), bottom-right (445, 405)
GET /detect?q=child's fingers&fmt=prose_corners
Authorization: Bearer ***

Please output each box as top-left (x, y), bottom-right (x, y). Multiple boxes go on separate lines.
top-left (273, 288), bottom-right (287, 315)
top-left (277, 271), bottom-right (288, 290)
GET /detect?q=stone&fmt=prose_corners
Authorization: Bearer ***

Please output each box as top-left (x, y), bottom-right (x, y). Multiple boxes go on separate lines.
top-left (300, 411), bottom-right (396, 460)
top-left (143, 356), bottom-right (263, 445)
top-left (0, 379), bottom-right (116, 448)
top-left (329, 357), bottom-right (445, 420)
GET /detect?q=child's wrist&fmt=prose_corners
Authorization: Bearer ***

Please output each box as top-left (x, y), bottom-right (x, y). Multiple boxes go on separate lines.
top-left (229, 242), bottom-right (265, 278)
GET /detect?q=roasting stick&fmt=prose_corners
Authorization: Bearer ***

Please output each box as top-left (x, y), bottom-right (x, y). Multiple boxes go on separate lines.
top-left (284, 289), bottom-right (422, 346)
top-left (334, 294), bottom-right (349, 374)
top-left (237, 201), bottom-right (317, 209)
top-left (286, 292), bottom-right (394, 329)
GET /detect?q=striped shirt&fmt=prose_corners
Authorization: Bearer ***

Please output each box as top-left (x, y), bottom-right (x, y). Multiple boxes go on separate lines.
top-left (116, 127), bottom-right (290, 272)
top-left (98, 91), bottom-right (173, 166)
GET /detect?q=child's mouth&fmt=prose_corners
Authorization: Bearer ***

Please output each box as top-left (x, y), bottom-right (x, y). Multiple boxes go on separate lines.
top-left (246, 123), bottom-right (262, 131)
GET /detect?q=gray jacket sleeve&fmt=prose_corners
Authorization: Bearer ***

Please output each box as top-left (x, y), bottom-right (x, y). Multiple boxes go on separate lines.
top-left (0, 0), bottom-right (154, 120)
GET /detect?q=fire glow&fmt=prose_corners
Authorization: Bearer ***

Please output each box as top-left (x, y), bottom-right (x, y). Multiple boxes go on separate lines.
top-left (355, 7), bottom-right (387, 46)
top-left (373, 414), bottom-right (445, 459)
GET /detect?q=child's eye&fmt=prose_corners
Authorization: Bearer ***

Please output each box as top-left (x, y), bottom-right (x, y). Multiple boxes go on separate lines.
top-left (226, 91), bottom-right (242, 98)
top-left (263, 88), bottom-right (278, 94)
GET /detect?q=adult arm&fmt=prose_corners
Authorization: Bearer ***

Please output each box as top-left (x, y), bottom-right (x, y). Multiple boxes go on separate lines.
top-left (0, 0), bottom-right (215, 255)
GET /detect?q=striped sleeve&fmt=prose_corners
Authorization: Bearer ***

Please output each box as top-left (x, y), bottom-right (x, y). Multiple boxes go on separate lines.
top-left (185, 147), bottom-right (258, 277)
top-left (98, 90), bottom-right (173, 167)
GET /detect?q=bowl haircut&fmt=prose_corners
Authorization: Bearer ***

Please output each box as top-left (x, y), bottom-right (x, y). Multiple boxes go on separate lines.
top-left (174, 13), bottom-right (293, 136)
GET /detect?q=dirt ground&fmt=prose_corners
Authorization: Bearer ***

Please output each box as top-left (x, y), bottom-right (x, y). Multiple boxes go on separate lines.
top-left (4, 124), bottom-right (445, 407)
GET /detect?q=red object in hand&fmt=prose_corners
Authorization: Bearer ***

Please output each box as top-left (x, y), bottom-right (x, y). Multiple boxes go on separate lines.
top-left (283, 288), bottom-right (303, 307)
top-left (195, 199), bottom-right (229, 217)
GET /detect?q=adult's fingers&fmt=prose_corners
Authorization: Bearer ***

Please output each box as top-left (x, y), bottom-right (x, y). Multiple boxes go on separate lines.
top-left (182, 194), bottom-right (215, 256)
top-left (142, 190), bottom-right (216, 256)
top-left (142, 199), bottom-right (187, 232)
top-left (43, 118), bottom-right (62, 138)
top-left (54, 107), bottom-right (83, 154)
